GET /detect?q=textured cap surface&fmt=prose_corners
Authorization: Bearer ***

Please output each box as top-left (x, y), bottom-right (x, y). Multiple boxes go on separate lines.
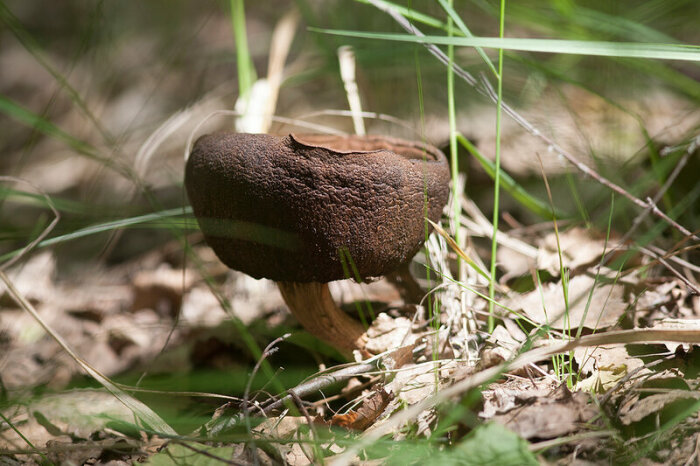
top-left (185, 132), bottom-right (450, 282)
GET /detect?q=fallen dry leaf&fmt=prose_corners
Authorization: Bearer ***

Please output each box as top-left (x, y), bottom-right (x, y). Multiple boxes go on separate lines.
top-left (364, 313), bottom-right (415, 354)
top-left (0, 251), bottom-right (55, 304)
top-left (634, 280), bottom-right (680, 314)
top-left (131, 265), bottom-right (194, 317)
top-left (330, 388), bottom-right (392, 430)
top-left (574, 345), bottom-right (646, 392)
top-left (253, 416), bottom-right (309, 464)
top-left (480, 377), bottom-right (559, 419)
top-left (513, 275), bottom-right (626, 329)
top-left (537, 227), bottom-right (609, 275)
top-left (385, 360), bottom-right (459, 406)
top-left (497, 245), bottom-right (535, 281)
top-left (452, 86), bottom-right (700, 176)
top-left (381, 344), bottom-right (415, 372)
top-left (480, 325), bottom-right (523, 369)
top-left (619, 390), bottom-right (700, 425)
top-left (488, 385), bottom-right (599, 440)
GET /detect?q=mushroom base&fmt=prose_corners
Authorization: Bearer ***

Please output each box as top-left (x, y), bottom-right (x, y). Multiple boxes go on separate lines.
top-left (277, 281), bottom-right (368, 355)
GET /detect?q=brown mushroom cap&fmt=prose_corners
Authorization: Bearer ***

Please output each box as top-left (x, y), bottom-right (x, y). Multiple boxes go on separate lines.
top-left (185, 132), bottom-right (450, 283)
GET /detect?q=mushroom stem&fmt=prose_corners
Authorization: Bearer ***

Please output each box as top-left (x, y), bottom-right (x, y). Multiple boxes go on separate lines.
top-left (277, 281), bottom-right (367, 354)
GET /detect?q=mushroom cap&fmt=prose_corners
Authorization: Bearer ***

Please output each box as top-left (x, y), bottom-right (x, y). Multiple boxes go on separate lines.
top-left (185, 132), bottom-right (450, 282)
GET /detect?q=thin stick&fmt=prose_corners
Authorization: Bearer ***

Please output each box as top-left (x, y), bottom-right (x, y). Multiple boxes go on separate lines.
top-left (262, 361), bottom-right (377, 414)
top-left (620, 150), bottom-right (692, 246)
top-left (241, 333), bottom-right (290, 466)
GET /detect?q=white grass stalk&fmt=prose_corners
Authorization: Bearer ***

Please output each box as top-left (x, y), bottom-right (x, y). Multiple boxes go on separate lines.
top-left (338, 45), bottom-right (366, 136)
top-left (262, 9), bottom-right (299, 133)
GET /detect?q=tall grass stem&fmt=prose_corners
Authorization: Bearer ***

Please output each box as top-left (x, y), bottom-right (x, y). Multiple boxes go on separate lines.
top-left (446, 0), bottom-right (461, 282)
top-left (230, 0), bottom-right (255, 98)
top-left (488, 0), bottom-right (506, 333)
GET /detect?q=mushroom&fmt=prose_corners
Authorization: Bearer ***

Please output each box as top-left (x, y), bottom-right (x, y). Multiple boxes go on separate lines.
top-left (185, 132), bottom-right (450, 355)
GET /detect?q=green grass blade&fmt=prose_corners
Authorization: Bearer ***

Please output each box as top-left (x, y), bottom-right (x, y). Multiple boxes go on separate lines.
top-left (564, 6), bottom-right (680, 43)
top-left (445, 0), bottom-right (461, 281)
top-left (0, 207), bottom-right (193, 263)
top-left (311, 29), bottom-right (700, 62)
top-left (230, 0), bottom-right (256, 98)
top-left (0, 185), bottom-right (92, 214)
top-left (0, 95), bottom-right (134, 180)
top-left (620, 58), bottom-right (700, 101)
top-left (488, 0), bottom-right (507, 334)
top-left (0, 95), bottom-right (96, 157)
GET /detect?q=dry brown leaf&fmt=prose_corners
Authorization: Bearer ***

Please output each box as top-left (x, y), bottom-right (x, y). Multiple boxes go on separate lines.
top-left (514, 275), bottom-right (626, 329)
top-left (635, 281), bottom-right (679, 313)
top-left (330, 411), bottom-right (359, 429)
top-left (48, 437), bottom-right (146, 466)
top-left (0, 251), bottom-right (55, 304)
top-left (497, 246), bottom-right (534, 280)
top-left (254, 416), bottom-right (307, 438)
top-left (286, 443), bottom-right (314, 466)
top-left (180, 286), bottom-right (229, 326)
top-left (334, 328), bottom-right (700, 464)
top-left (381, 344), bottom-right (415, 372)
top-left (480, 326), bottom-right (524, 370)
top-left (350, 388), bottom-right (392, 430)
top-left (480, 377), bottom-right (558, 419)
top-left (388, 364), bottom-right (439, 405)
top-left (488, 325), bottom-right (521, 354)
top-left (536, 228), bottom-right (608, 275)
top-left (364, 313), bottom-right (414, 354)
top-left (253, 415), bottom-right (308, 463)
top-left (131, 265), bottom-right (194, 317)
top-left (230, 274), bottom-right (285, 324)
top-left (574, 345), bottom-right (646, 392)
top-left (330, 388), bottom-right (392, 431)
top-left (619, 390), bottom-right (700, 425)
top-left (450, 86), bottom-right (700, 176)
top-left (384, 360), bottom-right (458, 406)
top-left (574, 344), bottom-right (642, 375)
top-left (488, 386), bottom-right (599, 440)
